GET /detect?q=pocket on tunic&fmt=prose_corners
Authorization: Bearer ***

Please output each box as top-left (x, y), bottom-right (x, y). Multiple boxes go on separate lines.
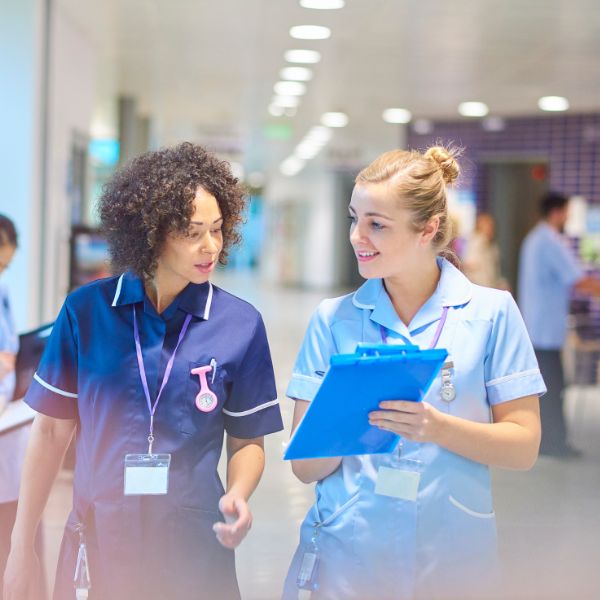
top-left (448, 494), bottom-right (496, 519)
top-left (180, 360), bottom-right (229, 434)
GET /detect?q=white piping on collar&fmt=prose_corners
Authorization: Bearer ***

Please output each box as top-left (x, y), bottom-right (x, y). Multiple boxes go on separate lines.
top-left (203, 282), bottom-right (213, 320)
top-left (111, 274), bottom-right (124, 307)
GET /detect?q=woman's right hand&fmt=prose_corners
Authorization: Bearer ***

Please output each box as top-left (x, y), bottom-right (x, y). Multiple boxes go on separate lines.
top-left (3, 543), bottom-right (39, 600)
top-left (0, 351), bottom-right (16, 380)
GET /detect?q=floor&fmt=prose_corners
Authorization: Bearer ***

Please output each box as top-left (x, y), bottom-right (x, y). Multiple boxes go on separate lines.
top-left (41, 274), bottom-right (600, 599)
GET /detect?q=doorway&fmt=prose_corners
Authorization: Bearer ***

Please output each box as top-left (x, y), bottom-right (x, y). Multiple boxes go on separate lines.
top-left (482, 160), bottom-right (549, 295)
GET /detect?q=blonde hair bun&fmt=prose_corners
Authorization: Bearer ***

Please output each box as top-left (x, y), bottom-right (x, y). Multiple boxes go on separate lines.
top-left (424, 146), bottom-right (460, 185)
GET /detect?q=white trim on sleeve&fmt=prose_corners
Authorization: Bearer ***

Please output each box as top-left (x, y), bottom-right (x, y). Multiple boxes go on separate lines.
top-left (33, 373), bottom-right (78, 398)
top-left (485, 368), bottom-right (541, 388)
top-left (222, 399), bottom-right (279, 417)
top-left (111, 274), bottom-right (124, 306)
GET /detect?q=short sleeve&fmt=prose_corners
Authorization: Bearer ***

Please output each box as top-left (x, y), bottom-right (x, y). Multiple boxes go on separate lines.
top-left (286, 303), bottom-right (337, 402)
top-left (223, 313), bottom-right (282, 438)
top-left (484, 292), bottom-right (547, 405)
top-left (549, 236), bottom-right (583, 288)
top-left (25, 300), bottom-right (79, 419)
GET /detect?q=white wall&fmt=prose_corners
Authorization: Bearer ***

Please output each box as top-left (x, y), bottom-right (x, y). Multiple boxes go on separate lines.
top-left (43, 3), bottom-right (96, 321)
top-left (0, 0), bottom-right (45, 331)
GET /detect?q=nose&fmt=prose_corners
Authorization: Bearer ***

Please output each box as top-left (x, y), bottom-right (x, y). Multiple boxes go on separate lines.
top-left (349, 221), bottom-right (364, 246)
top-left (200, 231), bottom-right (219, 254)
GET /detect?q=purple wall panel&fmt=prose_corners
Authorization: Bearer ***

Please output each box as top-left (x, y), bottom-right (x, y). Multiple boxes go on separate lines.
top-left (406, 113), bottom-right (600, 208)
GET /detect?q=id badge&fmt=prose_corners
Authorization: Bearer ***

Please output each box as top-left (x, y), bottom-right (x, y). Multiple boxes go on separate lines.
top-left (375, 466), bottom-right (420, 501)
top-left (297, 549), bottom-right (319, 591)
top-left (124, 453), bottom-right (171, 495)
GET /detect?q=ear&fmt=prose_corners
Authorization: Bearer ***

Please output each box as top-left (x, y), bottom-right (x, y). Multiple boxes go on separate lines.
top-left (419, 215), bottom-right (441, 246)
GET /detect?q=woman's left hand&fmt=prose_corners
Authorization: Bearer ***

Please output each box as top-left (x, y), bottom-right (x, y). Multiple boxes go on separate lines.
top-left (369, 400), bottom-right (447, 443)
top-left (213, 493), bottom-right (253, 549)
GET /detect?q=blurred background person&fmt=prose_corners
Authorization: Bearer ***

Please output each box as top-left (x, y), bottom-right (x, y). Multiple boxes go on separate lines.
top-left (463, 213), bottom-right (508, 289)
top-left (518, 191), bottom-right (600, 458)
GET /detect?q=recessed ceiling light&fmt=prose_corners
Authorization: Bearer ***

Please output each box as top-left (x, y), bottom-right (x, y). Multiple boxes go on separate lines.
top-left (280, 156), bottom-right (306, 176)
top-left (280, 66), bottom-right (313, 81)
top-left (290, 25), bottom-right (331, 40)
top-left (300, 0), bottom-right (345, 9)
top-left (268, 104), bottom-right (285, 117)
top-left (321, 112), bottom-right (348, 127)
top-left (412, 119), bottom-right (433, 134)
top-left (482, 116), bottom-right (505, 131)
top-left (538, 96), bottom-right (569, 112)
top-left (458, 102), bottom-right (489, 117)
top-left (272, 95), bottom-right (301, 108)
top-left (274, 81), bottom-right (307, 96)
top-left (382, 108), bottom-right (412, 124)
top-left (285, 49), bottom-right (321, 63)
top-left (295, 142), bottom-right (322, 160)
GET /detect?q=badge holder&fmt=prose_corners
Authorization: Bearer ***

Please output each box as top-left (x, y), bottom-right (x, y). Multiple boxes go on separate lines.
top-left (124, 429), bottom-right (171, 496)
top-left (297, 525), bottom-right (321, 592)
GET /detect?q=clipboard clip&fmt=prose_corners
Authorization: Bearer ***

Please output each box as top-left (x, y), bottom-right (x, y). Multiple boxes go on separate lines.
top-left (355, 343), bottom-right (420, 357)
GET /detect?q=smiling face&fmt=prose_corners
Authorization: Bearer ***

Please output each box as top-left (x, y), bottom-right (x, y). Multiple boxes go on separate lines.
top-left (349, 182), bottom-right (438, 280)
top-left (155, 186), bottom-right (223, 288)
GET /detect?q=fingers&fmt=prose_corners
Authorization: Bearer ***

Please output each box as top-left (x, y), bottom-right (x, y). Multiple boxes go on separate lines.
top-left (214, 495), bottom-right (253, 549)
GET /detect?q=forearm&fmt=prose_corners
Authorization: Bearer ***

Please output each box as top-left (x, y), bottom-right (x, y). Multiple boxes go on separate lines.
top-left (291, 457), bottom-right (342, 484)
top-left (226, 440), bottom-right (265, 501)
top-left (435, 413), bottom-right (540, 470)
top-left (11, 414), bottom-right (76, 546)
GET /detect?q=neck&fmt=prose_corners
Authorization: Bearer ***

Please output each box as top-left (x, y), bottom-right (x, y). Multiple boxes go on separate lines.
top-left (384, 255), bottom-right (441, 326)
top-left (145, 268), bottom-right (188, 314)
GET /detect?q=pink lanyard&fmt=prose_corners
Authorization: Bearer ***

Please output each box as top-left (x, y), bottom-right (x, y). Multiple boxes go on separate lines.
top-left (133, 305), bottom-right (192, 453)
top-left (380, 306), bottom-right (450, 349)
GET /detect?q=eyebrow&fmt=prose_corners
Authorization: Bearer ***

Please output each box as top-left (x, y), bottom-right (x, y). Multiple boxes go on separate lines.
top-left (348, 206), bottom-right (394, 220)
top-left (189, 217), bottom-right (224, 225)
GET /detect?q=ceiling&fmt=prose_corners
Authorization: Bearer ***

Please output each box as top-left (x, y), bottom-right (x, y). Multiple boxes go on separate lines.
top-left (57, 0), bottom-right (600, 173)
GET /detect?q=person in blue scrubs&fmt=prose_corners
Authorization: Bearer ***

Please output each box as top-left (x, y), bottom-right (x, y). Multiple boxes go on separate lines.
top-left (518, 191), bottom-right (600, 458)
top-left (4, 143), bottom-right (283, 600)
top-left (283, 147), bottom-right (546, 600)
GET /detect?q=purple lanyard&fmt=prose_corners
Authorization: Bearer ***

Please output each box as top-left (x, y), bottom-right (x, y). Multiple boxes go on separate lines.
top-left (133, 305), bottom-right (192, 453)
top-left (380, 306), bottom-right (450, 349)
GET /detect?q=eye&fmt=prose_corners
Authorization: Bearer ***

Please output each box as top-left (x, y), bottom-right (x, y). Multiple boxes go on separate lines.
top-left (348, 214), bottom-right (357, 225)
top-left (371, 221), bottom-right (385, 231)
top-left (210, 227), bottom-right (223, 235)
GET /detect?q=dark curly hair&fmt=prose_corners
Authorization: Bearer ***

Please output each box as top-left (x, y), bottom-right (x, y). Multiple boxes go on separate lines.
top-left (99, 142), bottom-right (246, 279)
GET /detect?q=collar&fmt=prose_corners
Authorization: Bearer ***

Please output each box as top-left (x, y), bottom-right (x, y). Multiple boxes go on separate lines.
top-left (351, 258), bottom-right (472, 337)
top-left (111, 272), bottom-right (214, 320)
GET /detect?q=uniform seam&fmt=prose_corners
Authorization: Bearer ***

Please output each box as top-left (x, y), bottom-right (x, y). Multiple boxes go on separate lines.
top-left (485, 368), bottom-right (540, 387)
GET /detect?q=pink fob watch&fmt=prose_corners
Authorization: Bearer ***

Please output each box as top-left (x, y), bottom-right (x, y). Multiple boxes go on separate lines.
top-left (190, 365), bottom-right (218, 412)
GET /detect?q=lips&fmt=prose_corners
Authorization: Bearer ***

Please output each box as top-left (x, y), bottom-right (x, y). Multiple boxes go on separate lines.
top-left (356, 250), bottom-right (379, 262)
top-left (195, 260), bottom-right (215, 274)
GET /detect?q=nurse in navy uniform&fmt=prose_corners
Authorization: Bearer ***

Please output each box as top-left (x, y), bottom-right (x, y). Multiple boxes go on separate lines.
top-left (3, 143), bottom-right (283, 600)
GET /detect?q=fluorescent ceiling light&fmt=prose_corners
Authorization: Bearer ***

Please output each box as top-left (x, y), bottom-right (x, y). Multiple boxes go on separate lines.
top-left (280, 156), bottom-right (306, 176)
top-left (538, 96), bottom-right (569, 112)
top-left (300, 0), bottom-right (345, 9)
top-left (285, 49), bottom-right (321, 63)
top-left (295, 142), bottom-right (322, 160)
top-left (458, 102), bottom-right (489, 117)
top-left (382, 108), bottom-right (412, 124)
top-left (290, 25), bottom-right (331, 40)
top-left (306, 125), bottom-right (332, 144)
top-left (272, 95), bottom-right (301, 107)
top-left (412, 119), bottom-right (433, 135)
top-left (321, 112), bottom-right (348, 127)
top-left (274, 81), bottom-right (306, 96)
top-left (280, 67), bottom-right (313, 81)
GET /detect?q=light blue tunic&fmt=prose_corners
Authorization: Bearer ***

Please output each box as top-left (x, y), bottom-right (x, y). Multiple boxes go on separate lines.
top-left (518, 222), bottom-right (582, 350)
top-left (283, 259), bottom-right (546, 600)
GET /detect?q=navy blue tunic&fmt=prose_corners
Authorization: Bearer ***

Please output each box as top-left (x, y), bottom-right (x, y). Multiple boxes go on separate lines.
top-left (26, 272), bottom-right (283, 600)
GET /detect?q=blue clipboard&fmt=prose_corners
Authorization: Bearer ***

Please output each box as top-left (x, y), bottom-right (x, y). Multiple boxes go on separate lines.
top-left (284, 343), bottom-right (448, 460)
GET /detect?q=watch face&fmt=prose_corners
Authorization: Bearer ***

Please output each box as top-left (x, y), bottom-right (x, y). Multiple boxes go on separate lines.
top-left (197, 393), bottom-right (217, 412)
top-left (441, 386), bottom-right (456, 402)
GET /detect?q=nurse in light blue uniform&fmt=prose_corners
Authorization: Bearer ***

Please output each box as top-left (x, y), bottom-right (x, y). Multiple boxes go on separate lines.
top-left (283, 147), bottom-right (545, 600)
